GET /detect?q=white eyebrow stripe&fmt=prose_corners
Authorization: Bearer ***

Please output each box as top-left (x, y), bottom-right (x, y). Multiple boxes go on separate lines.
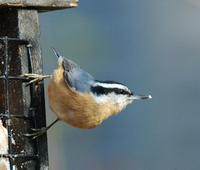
top-left (93, 82), bottom-right (130, 92)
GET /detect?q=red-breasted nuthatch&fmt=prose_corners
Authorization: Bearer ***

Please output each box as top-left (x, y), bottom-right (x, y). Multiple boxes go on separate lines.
top-left (25, 48), bottom-right (152, 139)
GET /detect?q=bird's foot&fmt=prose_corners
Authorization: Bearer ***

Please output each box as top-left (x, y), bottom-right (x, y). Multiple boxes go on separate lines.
top-left (24, 119), bottom-right (59, 140)
top-left (24, 127), bottom-right (48, 140)
top-left (21, 73), bottom-right (51, 86)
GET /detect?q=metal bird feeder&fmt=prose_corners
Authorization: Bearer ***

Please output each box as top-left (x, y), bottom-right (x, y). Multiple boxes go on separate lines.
top-left (0, 1), bottom-right (78, 169)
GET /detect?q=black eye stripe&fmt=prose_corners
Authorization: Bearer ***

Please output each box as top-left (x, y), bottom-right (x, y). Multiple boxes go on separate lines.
top-left (91, 86), bottom-right (132, 96)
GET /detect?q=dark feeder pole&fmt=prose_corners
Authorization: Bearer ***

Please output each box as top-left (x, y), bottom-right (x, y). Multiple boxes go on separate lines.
top-left (0, 0), bottom-right (78, 169)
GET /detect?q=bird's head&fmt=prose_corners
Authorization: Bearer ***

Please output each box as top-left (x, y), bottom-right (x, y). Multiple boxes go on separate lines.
top-left (91, 81), bottom-right (151, 113)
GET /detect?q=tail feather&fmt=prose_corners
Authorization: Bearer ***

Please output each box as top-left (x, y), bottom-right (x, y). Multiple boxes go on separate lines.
top-left (52, 47), bottom-right (61, 58)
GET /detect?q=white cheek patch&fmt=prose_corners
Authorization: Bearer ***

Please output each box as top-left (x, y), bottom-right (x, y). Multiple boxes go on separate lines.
top-left (90, 92), bottom-right (130, 109)
top-left (90, 93), bottom-right (109, 104)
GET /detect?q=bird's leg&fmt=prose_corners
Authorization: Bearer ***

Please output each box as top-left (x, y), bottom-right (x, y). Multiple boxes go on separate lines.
top-left (24, 118), bottom-right (59, 140)
top-left (21, 73), bottom-right (51, 86)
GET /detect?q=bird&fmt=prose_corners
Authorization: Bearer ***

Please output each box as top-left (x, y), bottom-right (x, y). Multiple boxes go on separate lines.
top-left (24, 48), bottom-right (152, 139)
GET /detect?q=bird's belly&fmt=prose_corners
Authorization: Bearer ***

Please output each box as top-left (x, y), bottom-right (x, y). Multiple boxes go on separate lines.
top-left (49, 99), bottom-right (103, 129)
top-left (48, 79), bottom-right (104, 129)
top-left (58, 110), bottom-right (103, 129)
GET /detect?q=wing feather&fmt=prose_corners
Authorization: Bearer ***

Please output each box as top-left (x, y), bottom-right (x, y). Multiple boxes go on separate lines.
top-left (62, 57), bottom-right (94, 92)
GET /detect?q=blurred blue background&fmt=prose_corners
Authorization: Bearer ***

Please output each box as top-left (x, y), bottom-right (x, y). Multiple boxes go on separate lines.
top-left (40, 0), bottom-right (200, 169)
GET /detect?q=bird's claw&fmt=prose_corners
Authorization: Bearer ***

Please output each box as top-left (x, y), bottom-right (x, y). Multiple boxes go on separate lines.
top-left (24, 119), bottom-right (59, 140)
top-left (24, 127), bottom-right (47, 140)
top-left (21, 73), bottom-right (51, 86)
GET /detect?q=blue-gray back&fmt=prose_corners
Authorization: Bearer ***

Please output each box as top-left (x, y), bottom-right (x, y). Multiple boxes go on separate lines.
top-left (62, 57), bottom-right (95, 93)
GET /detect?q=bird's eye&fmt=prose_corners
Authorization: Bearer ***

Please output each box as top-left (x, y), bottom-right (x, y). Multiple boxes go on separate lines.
top-left (119, 89), bottom-right (124, 94)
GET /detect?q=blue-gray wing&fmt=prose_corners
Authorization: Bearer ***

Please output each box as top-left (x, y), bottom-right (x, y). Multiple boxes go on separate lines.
top-left (62, 57), bottom-right (94, 93)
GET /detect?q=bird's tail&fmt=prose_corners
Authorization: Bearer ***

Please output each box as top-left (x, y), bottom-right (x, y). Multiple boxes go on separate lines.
top-left (52, 47), bottom-right (61, 58)
top-left (51, 47), bottom-right (64, 66)
top-left (132, 94), bottom-right (152, 100)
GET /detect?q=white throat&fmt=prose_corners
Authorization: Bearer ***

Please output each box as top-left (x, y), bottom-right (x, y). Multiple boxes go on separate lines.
top-left (91, 92), bottom-right (133, 111)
